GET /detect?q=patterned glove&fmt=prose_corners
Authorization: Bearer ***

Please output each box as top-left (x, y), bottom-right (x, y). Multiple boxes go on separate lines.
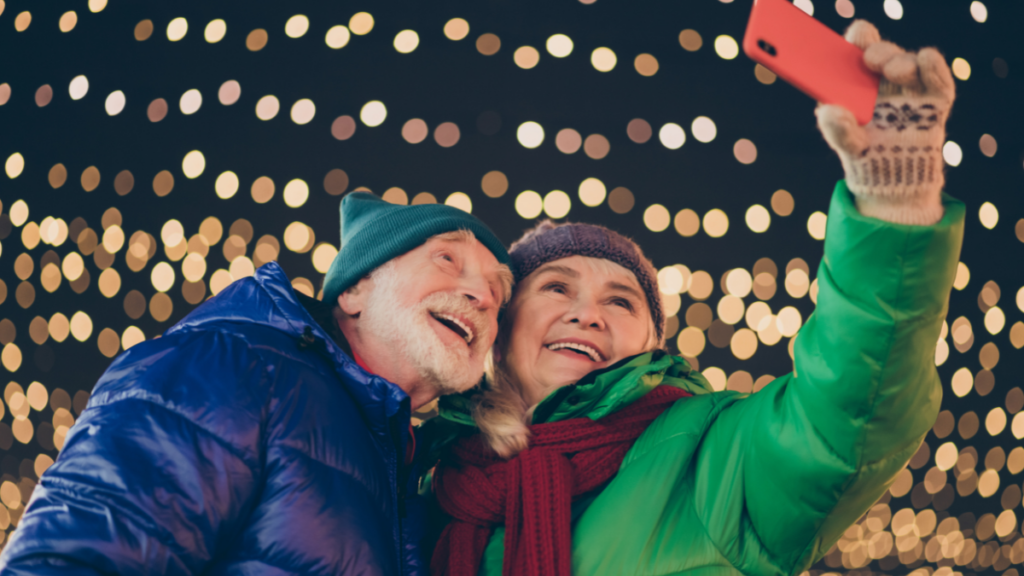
top-left (815, 20), bottom-right (956, 226)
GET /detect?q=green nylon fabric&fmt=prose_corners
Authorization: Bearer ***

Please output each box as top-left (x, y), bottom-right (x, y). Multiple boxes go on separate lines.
top-left (423, 181), bottom-right (965, 576)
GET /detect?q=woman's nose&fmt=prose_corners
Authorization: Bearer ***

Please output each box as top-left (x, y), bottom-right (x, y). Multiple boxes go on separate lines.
top-left (566, 298), bottom-right (605, 330)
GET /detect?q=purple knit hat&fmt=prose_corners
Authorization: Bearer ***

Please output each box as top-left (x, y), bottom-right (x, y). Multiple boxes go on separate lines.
top-left (508, 220), bottom-right (665, 347)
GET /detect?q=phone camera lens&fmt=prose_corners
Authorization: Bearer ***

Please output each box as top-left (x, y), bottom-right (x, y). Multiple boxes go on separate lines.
top-left (757, 39), bottom-right (777, 57)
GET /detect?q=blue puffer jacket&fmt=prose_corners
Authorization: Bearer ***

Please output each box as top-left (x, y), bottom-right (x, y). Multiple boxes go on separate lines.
top-left (0, 263), bottom-right (426, 576)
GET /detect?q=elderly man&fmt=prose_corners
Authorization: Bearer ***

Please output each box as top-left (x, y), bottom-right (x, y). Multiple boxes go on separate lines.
top-left (0, 193), bottom-right (513, 576)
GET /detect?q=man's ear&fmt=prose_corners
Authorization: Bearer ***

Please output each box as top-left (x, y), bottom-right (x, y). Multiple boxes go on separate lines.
top-left (337, 277), bottom-right (372, 317)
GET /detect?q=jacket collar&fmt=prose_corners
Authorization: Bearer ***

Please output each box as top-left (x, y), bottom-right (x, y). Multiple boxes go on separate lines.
top-left (436, 351), bottom-right (713, 429)
top-left (167, 262), bottom-right (410, 436)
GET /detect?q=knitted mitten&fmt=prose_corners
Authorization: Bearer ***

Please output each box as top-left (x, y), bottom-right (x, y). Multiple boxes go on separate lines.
top-left (816, 20), bottom-right (956, 225)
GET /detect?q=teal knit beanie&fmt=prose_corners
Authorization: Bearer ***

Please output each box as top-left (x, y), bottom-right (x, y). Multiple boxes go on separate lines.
top-left (321, 193), bottom-right (510, 304)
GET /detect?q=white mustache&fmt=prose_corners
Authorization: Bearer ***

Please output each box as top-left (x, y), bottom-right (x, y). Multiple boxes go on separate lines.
top-left (419, 291), bottom-right (489, 349)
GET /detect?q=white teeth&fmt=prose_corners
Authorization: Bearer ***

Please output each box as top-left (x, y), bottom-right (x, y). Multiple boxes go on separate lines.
top-left (546, 342), bottom-right (603, 362)
top-left (436, 313), bottom-right (474, 344)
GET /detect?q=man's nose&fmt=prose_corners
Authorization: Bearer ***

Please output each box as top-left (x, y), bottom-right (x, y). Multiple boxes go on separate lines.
top-left (459, 273), bottom-right (496, 311)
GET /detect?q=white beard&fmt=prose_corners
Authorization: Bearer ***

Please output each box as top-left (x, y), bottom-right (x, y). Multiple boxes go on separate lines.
top-left (360, 262), bottom-right (490, 396)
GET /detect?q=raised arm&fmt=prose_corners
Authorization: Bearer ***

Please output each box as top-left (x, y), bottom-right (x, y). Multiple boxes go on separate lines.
top-left (695, 21), bottom-right (964, 572)
top-left (0, 329), bottom-right (265, 575)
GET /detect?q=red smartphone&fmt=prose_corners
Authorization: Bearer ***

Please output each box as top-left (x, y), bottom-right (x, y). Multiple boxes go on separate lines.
top-left (742, 0), bottom-right (880, 125)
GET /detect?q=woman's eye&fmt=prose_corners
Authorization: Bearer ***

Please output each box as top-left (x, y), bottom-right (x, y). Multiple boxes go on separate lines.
top-left (611, 298), bottom-right (634, 311)
top-left (542, 282), bottom-right (567, 294)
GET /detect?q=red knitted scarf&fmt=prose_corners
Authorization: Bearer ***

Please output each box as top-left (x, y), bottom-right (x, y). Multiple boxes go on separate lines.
top-left (430, 385), bottom-right (692, 576)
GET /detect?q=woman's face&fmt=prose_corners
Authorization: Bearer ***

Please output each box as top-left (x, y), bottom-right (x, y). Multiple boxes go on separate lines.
top-left (503, 255), bottom-right (654, 407)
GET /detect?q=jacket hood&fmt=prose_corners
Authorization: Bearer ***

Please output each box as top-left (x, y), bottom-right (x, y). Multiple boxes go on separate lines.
top-left (167, 262), bottom-right (410, 431)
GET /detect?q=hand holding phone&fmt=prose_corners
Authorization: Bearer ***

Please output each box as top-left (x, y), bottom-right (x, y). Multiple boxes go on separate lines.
top-left (742, 0), bottom-right (879, 125)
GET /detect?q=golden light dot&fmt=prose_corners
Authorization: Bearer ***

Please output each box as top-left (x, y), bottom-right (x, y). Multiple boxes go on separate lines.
top-left (718, 295), bottom-right (745, 325)
top-left (690, 116), bottom-right (717, 143)
top-left (979, 133), bottom-right (997, 157)
top-left (5, 152), bottom-right (24, 179)
top-left (754, 64), bottom-right (777, 84)
top-left (179, 88), bottom-right (203, 115)
top-left (434, 122), bottom-right (461, 147)
top-left (360, 100), bottom-right (387, 127)
top-left (0, 480), bottom-right (21, 509)
top-left (555, 129), bottom-right (582, 154)
top-left (39, 262), bottom-right (61, 293)
top-left (394, 29), bottom-right (420, 53)
top-left (733, 139), bottom-right (757, 164)
top-left (47, 312), bottom-right (69, 342)
top-left (120, 326), bottom-right (144, 350)
top-left (284, 222), bottom-right (312, 252)
top-left (953, 262), bottom-right (970, 290)
top-left (349, 12), bottom-right (374, 35)
top-left (282, 179), bottom-right (309, 208)
top-left (935, 442), bottom-right (958, 471)
top-left (151, 262), bottom-right (175, 292)
top-left (590, 47), bottom-right (617, 72)
top-left (70, 311), bottom-right (93, 341)
top-left (160, 220), bottom-right (184, 247)
top-left (1, 343), bottom-right (21, 372)
top-left (583, 134), bottom-right (610, 159)
top-left (943, 140), bottom-right (962, 166)
top-left (702, 209), bottom-right (729, 238)
top-left (517, 121), bottom-right (545, 148)
top-left (312, 244), bottom-right (339, 274)
top-left (634, 53), bottom-right (659, 76)
top-left (181, 253), bottom-right (207, 282)
top-left (978, 201), bottom-right (998, 229)
top-left (246, 28), bottom-right (268, 51)
top-left (657, 267), bottom-right (684, 295)
top-left (703, 367), bottom-right (727, 391)
top-left (216, 171), bottom-right (240, 199)
top-left (102, 225), bottom-right (124, 254)
top-left (292, 278), bottom-right (315, 297)
top-left (970, 1), bottom-right (988, 22)
top-left (725, 269), bottom-right (753, 298)
top-left (444, 18), bottom-right (469, 41)
top-left (14, 11), bottom-right (31, 32)
top-left (22, 222), bottom-right (41, 250)
top-left (230, 256), bottom-right (255, 279)
top-left (1013, 412), bottom-right (1024, 439)
top-left (256, 95), bottom-right (280, 120)
top-left (134, 18), bottom-right (153, 40)
top-left (402, 118), bottom-right (429, 143)
top-left (204, 18), bottom-right (226, 43)
top-left (167, 17), bottom-right (188, 41)
top-left (745, 204), bottom-right (771, 233)
top-left (97, 328), bottom-right (121, 358)
top-left (730, 328), bottom-right (758, 360)
top-left (285, 14), bottom-right (309, 38)
top-left (325, 25), bottom-right (351, 49)
top-left (445, 192), bottom-right (473, 213)
top-left (97, 267), bottom-right (121, 298)
top-left (34, 453), bottom-right (54, 477)
top-left (578, 177), bottom-right (606, 207)
top-left (776, 306), bottom-right (802, 337)
top-left (951, 367), bottom-right (973, 397)
top-left (217, 80), bottom-right (241, 106)
top-left (984, 306), bottom-right (1005, 334)
top-left (978, 469), bottom-right (1000, 497)
top-left (807, 211), bottom-right (827, 240)
top-left (251, 176), bottom-right (275, 204)
top-left (210, 269), bottom-right (234, 295)
top-left (679, 29), bottom-right (702, 51)
top-left (476, 33), bottom-right (501, 56)
top-left (626, 119), bottom-right (652, 144)
top-left (951, 57), bottom-right (971, 81)
top-left (382, 187), bottom-right (408, 205)
top-left (514, 46), bottom-right (540, 69)
top-left (986, 407), bottom-right (1007, 436)
top-left (714, 35), bottom-right (739, 59)
top-left (643, 204), bottom-right (671, 232)
top-left (543, 34), bottom-right (573, 58)
top-left (658, 123), bottom-right (686, 149)
top-left (688, 271), bottom-right (713, 301)
top-left (59, 11), bottom-right (77, 33)
top-left (181, 150), bottom-right (205, 179)
top-left (543, 190), bottom-right (571, 219)
top-left (515, 191), bottom-right (543, 219)
top-left (677, 326), bottom-right (706, 357)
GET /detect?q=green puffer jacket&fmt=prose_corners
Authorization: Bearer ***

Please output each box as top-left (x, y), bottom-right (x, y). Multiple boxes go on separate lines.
top-left (419, 182), bottom-right (965, 576)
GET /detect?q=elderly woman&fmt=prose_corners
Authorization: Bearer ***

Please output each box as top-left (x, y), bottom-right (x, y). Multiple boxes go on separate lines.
top-left (420, 22), bottom-right (964, 576)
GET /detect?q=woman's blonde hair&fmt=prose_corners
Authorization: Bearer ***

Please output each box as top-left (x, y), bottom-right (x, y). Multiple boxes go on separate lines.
top-left (472, 257), bottom-right (661, 458)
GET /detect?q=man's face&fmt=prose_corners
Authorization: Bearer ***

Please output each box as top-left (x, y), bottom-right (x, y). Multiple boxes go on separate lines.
top-left (357, 235), bottom-right (511, 396)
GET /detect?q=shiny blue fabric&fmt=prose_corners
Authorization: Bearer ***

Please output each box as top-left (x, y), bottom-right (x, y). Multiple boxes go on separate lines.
top-left (0, 263), bottom-right (426, 576)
